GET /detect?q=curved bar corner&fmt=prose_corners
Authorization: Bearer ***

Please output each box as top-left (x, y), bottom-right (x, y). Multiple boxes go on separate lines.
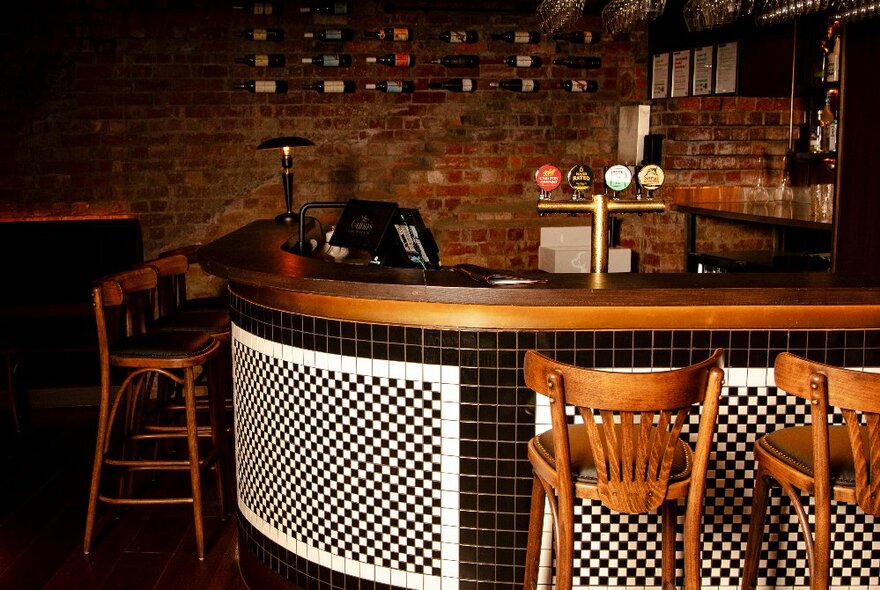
top-left (201, 221), bottom-right (880, 590)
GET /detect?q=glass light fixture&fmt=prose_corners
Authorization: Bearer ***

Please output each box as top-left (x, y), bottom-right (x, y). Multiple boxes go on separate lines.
top-left (256, 136), bottom-right (315, 224)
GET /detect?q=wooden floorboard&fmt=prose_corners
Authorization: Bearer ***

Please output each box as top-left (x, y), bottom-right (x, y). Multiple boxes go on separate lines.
top-left (0, 406), bottom-right (247, 590)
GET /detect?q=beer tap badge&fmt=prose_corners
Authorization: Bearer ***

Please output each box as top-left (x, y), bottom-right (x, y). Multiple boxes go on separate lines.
top-left (567, 164), bottom-right (594, 192)
top-left (637, 164), bottom-right (665, 192)
top-left (604, 164), bottom-right (633, 193)
top-left (535, 164), bottom-right (563, 192)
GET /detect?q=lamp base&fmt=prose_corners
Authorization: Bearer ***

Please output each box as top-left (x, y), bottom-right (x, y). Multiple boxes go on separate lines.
top-left (275, 212), bottom-right (298, 224)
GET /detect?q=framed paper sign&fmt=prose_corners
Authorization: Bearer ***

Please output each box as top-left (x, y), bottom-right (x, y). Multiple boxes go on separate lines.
top-left (692, 45), bottom-right (714, 96)
top-left (651, 52), bottom-right (669, 99)
top-left (715, 42), bottom-right (738, 95)
top-left (670, 50), bottom-right (691, 98)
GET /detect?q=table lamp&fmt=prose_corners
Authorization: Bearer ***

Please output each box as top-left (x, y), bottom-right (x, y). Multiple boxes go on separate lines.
top-left (256, 136), bottom-right (315, 224)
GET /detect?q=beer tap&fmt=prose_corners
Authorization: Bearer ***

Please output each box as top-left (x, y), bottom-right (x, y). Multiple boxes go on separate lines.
top-left (536, 163), bottom-right (666, 273)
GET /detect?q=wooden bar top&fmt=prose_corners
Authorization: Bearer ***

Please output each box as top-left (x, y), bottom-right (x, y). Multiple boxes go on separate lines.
top-left (199, 220), bottom-right (880, 329)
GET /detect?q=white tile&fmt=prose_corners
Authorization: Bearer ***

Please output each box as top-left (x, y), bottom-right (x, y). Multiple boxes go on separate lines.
top-left (372, 358), bottom-right (389, 378)
top-left (441, 365), bottom-right (459, 384)
top-left (356, 355), bottom-right (371, 375)
top-left (424, 364), bottom-right (441, 383)
top-left (389, 359), bottom-right (406, 379)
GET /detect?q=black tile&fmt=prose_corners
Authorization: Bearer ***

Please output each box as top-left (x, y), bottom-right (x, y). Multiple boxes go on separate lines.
top-left (595, 331), bottom-right (614, 349)
top-left (730, 330), bottom-right (750, 349)
top-left (499, 331), bottom-right (517, 349)
top-left (575, 331), bottom-right (595, 349)
top-left (845, 330), bottom-right (865, 349)
top-left (517, 332), bottom-right (537, 351)
top-left (460, 349), bottom-right (478, 367)
top-left (672, 330), bottom-right (692, 348)
top-left (633, 330), bottom-right (653, 348)
top-left (556, 331), bottom-right (575, 349)
top-left (614, 330), bottom-right (633, 349)
top-left (442, 330), bottom-right (460, 348)
top-left (404, 326), bottom-right (422, 345)
top-left (460, 331), bottom-right (478, 349)
top-left (653, 330), bottom-right (672, 348)
top-left (372, 324), bottom-right (388, 343)
top-left (535, 331), bottom-right (555, 352)
top-left (478, 331), bottom-right (498, 349)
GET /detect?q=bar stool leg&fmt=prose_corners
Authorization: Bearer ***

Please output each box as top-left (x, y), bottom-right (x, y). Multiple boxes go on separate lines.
top-left (183, 368), bottom-right (206, 560)
top-left (524, 476), bottom-right (545, 590)
top-left (661, 499), bottom-right (678, 589)
top-left (84, 380), bottom-right (112, 555)
top-left (741, 466), bottom-right (771, 590)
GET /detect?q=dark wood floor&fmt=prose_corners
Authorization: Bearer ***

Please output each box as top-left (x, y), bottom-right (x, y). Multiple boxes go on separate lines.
top-left (0, 404), bottom-right (248, 590)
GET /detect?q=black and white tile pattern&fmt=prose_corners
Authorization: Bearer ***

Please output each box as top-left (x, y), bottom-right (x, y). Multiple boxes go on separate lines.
top-left (233, 327), bottom-right (460, 590)
top-left (230, 293), bottom-right (880, 590)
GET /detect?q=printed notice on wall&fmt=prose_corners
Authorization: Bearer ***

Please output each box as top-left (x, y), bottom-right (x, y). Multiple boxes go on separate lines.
top-left (651, 53), bottom-right (669, 99)
top-left (692, 46), bottom-right (713, 96)
top-left (715, 42), bottom-right (738, 94)
top-left (670, 50), bottom-right (690, 98)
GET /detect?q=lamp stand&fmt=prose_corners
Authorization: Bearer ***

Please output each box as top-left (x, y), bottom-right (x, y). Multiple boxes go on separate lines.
top-left (274, 150), bottom-right (297, 224)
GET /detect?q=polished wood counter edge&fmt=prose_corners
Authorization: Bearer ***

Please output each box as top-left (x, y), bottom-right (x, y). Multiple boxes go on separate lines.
top-left (670, 200), bottom-right (832, 230)
top-left (200, 220), bottom-right (880, 329)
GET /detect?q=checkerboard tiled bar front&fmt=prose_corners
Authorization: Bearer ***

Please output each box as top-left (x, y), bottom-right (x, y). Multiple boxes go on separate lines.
top-left (200, 221), bottom-right (880, 590)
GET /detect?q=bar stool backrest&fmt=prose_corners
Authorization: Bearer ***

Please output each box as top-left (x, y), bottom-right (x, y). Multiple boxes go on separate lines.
top-left (145, 254), bottom-right (190, 318)
top-left (773, 352), bottom-right (880, 515)
top-left (524, 348), bottom-right (725, 513)
top-left (93, 266), bottom-right (157, 347)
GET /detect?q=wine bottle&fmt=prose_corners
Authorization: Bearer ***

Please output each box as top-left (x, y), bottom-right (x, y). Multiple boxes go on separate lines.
top-left (490, 31), bottom-right (540, 44)
top-left (438, 30), bottom-right (478, 43)
top-left (304, 29), bottom-right (355, 42)
top-left (233, 2), bottom-right (281, 15)
top-left (236, 28), bottom-right (284, 42)
top-left (427, 78), bottom-right (476, 92)
top-left (561, 79), bottom-right (598, 92)
top-left (233, 80), bottom-right (288, 93)
top-left (366, 53), bottom-right (414, 67)
top-left (364, 28), bottom-right (412, 42)
top-left (504, 55), bottom-right (542, 68)
top-left (489, 79), bottom-right (539, 92)
top-left (430, 55), bottom-right (480, 68)
top-left (302, 80), bottom-right (356, 93)
top-left (299, 1), bottom-right (349, 14)
top-left (302, 54), bottom-right (352, 67)
top-left (553, 56), bottom-right (601, 69)
top-left (819, 93), bottom-right (837, 153)
top-left (824, 18), bottom-right (841, 83)
top-left (235, 54), bottom-right (286, 67)
top-left (552, 31), bottom-right (599, 44)
top-left (365, 80), bottom-right (416, 93)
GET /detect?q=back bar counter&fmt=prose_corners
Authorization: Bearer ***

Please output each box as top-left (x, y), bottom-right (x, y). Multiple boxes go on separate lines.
top-left (200, 220), bottom-right (880, 590)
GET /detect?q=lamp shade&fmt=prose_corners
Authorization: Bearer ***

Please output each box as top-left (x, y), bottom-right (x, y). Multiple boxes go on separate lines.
top-left (257, 136), bottom-right (314, 150)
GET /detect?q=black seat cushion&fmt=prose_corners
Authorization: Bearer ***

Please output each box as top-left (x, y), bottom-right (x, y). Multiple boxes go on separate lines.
top-left (532, 423), bottom-right (692, 485)
top-left (111, 330), bottom-right (215, 359)
top-left (152, 309), bottom-right (230, 335)
top-left (759, 425), bottom-right (857, 487)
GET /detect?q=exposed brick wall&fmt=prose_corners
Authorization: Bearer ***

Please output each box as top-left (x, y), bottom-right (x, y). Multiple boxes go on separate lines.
top-left (0, 0), bottom-right (794, 284)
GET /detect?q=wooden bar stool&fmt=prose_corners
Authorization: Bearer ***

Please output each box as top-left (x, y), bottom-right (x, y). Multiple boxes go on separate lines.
top-left (156, 244), bottom-right (228, 314)
top-left (83, 266), bottom-right (225, 560)
top-left (0, 335), bottom-right (24, 432)
top-left (523, 348), bottom-right (725, 590)
top-left (741, 352), bottom-right (880, 590)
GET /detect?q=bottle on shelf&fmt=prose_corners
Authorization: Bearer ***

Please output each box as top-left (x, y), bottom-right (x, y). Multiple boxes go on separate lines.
top-left (235, 54), bottom-right (286, 67)
top-left (427, 78), bottom-right (476, 92)
top-left (504, 55), bottom-right (542, 68)
top-left (490, 31), bottom-right (540, 44)
top-left (820, 91), bottom-right (838, 153)
top-left (824, 18), bottom-right (841, 84)
top-left (304, 29), bottom-right (355, 42)
top-left (365, 80), bottom-right (416, 93)
top-left (561, 79), bottom-right (599, 93)
top-left (438, 30), bottom-right (478, 43)
top-left (233, 2), bottom-right (281, 15)
top-left (302, 80), bottom-right (356, 93)
top-left (430, 55), bottom-right (480, 68)
top-left (236, 28), bottom-right (284, 42)
top-left (809, 108), bottom-right (825, 154)
top-left (364, 28), bottom-right (412, 42)
top-left (553, 56), bottom-right (601, 69)
top-left (812, 36), bottom-right (829, 86)
top-left (302, 54), bottom-right (352, 67)
top-left (299, 1), bottom-right (350, 14)
top-left (233, 80), bottom-right (289, 93)
top-left (489, 79), bottom-right (540, 92)
top-left (366, 53), bottom-right (414, 67)
top-left (552, 30), bottom-right (599, 44)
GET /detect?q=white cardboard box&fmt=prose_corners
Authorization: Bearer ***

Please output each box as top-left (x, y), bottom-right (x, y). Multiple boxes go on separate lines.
top-left (538, 226), bottom-right (632, 273)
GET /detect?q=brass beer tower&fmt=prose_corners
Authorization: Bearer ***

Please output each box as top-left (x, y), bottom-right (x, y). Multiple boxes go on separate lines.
top-left (536, 164), bottom-right (666, 273)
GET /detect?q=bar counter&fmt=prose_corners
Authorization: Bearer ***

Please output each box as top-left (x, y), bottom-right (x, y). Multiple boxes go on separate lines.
top-left (200, 220), bottom-right (880, 590)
